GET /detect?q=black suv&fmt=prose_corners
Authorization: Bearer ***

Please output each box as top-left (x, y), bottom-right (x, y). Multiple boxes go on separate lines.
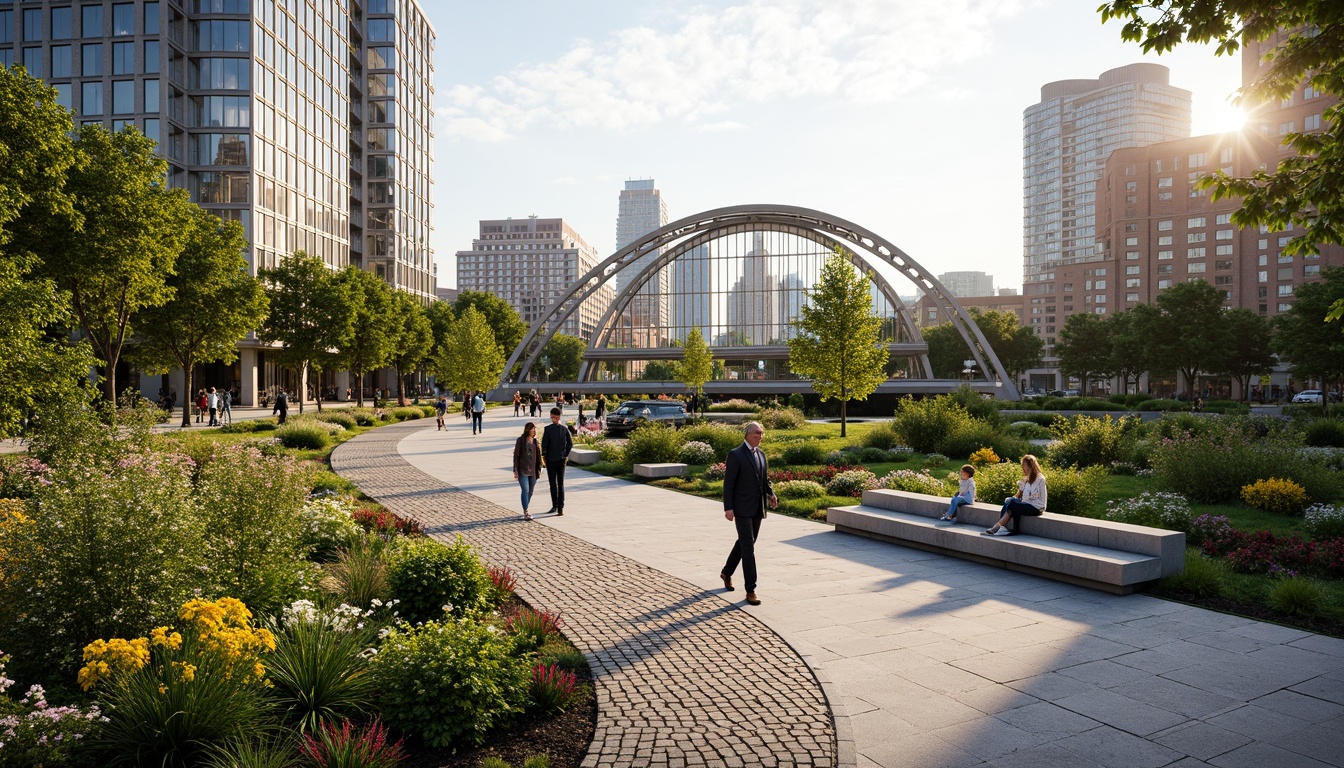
top-left (605, 400), bottom-right (688, 435)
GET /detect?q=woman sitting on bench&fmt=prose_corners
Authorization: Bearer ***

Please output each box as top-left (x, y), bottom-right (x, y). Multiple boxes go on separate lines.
top-left (985, 454), bottom-right (1046, 537)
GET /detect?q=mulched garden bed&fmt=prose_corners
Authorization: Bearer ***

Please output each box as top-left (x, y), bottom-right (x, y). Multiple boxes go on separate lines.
top-left (1154, 586), bottom-right (1344, 639)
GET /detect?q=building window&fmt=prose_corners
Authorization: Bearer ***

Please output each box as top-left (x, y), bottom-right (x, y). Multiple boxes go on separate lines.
top-left (1158, 192), bottom-right (1173, 201)
top-left (144, 79), bottom-right (158, 111)
top-left (1126, 278), bottom-right (1141, 288)
top-left (52, 7), bottom-right (73, 39)
top-left (1280, 121), bottom-right (1295, 134)
top-left (1188, 262), bottom-right (1206, 274)
top-left (22, 8), bottom-right (42, 41)
top-left (1188, 247), bottom-right (1206, 258)
top-left (1189, 153), bottom-right (1206, 167)
top-left (1216, 260), bottom-right (1233, 271)
top-left (1158, 250), bottom-right (1173, 260)
top-left (1158, 279), bottom-right (1173, 289)
top-left (143, 117), bottom-right (159, 143)
top-left (1125, 237), bottom-right (1138, 246)
top-left (1187, 217), bottom-right (1206, 228)
top-left (1216, 213), bottom-right (1232, 225)
top-left (1125, 266), bottom-right (1140, 275)
top-left (1188, 232), bottom-right (1206, 243)
top-left (1157, 264), bottom-right (1173, 275)
top-left (1126, 251), bottom-right (1140, 260)
top-left (1158, 220), bottom-right (1173, 231)
top-left (81, 43), bottom-right (103, 76)
top-left (111, 3), bottom-right (133, 36)
top-left (112, 80), bottom-right (133, 114)
top-left (144, 41), bottom-right (159, 73)
top-left (1159, 236), bottom-right (1173, 246)
top-left (367, 18), bottom-right (394, 42)
top-left (1258, 271), bottom-right (1268, 283)
top-left (112, 41), bottom-right (133, 74)
top-left (1126, 292), bottom-right (1139, 302)
top-left (144, 2), bottom-right (159, 35)
top-left (22, 47), bottom-right (42, 77)
top-left (1215, 276), bottom-right (1234, 286)
top-left (192, 21), bottom-right (250, 52)
top-left (53, 83), bottom-right (72, 110)
top-left (82, 5), bottom-right (102, 37)
top-left (1278, 284), bottom-right (1293, 297)
top-left (1305, 114), bottom-right (1322, 131)
top-left (1157, 177), bottom-right (1173, 188)
top-left (81, 81), bottom-right (103, 115)
top-left (191, 58), bottom-right (250, 89)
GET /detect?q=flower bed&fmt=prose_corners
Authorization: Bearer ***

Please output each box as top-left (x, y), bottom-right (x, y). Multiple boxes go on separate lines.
top-left (1194, 514), bottom-right (1344, 579)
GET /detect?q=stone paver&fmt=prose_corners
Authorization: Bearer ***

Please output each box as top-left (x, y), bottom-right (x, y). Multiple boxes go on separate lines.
top-left (331, 419), bottom-right (839, 768)
top-left (338, 413), bottom-right (1344, 767)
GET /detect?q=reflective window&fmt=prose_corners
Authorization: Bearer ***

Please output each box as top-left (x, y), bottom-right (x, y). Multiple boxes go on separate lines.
top-left (189, 133), bottom-right (250, 165)
top-left (54, 83), bottom-right (73, 110)
top-left (189, 171), bottom-right (250, 203)
top-left (23, 9), bottom-right (42, 41)
top-left (144, 79), bottom-right (158, 111)
top-left (143, 2), bottom-right (158, 34)
top-left (144, 41), bottom-right (159, 73)
top-left (22, 47), bottom-right (42, 77)
top-left (367, 46), bottom-right (395, 69)
top-left (192, 0), bottom-right (249, 11)
top-left (193, 20), bottom-right (250, 52)
top-left (82, 81), bottom-right (104, 115)
top-left (192, 95), bottom-right (250, 127)
top-left (0, 10), bottom-right (11, 44)
top-left (367, 19), bottom-right (394, 42)
top-left (112, 41), bottom-right (133, 74)
top-left (82, 43), bottom-right (103, 76)
top-left (192, 58), bottom-right (250, 89)
top-left (51, 45), bottom-right (73, 77)
top-left (111, 3), bottom-right (133, 35)
top-left (112, 80), bottom-right (133, 114)
top-left (52, 7), bottom-right (74, 39)
top-left (82, 5), bottom-right (102, 38)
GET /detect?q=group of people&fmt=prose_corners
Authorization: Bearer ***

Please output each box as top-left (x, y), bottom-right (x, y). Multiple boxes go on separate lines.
top-left (936, 455), bottom-right (1048, 536)
top-left (194, 387), bottom-right (235, 427)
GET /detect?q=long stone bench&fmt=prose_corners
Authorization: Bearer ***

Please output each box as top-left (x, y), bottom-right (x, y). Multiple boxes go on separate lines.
top-left (633, 463), bottom-right (687, 478)
top-left (568, 448), bottom-right (601, 466)
top-left (828, 489), bottom-right (1185, 595)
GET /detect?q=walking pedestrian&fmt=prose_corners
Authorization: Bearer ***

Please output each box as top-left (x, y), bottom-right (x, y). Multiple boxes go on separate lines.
top-left (221, 388), bottom-right (233, 425)
top-left (577, 398), bottom-right (586, 427)
top-left (513, 391), bottom-right (522, 417)
top-left (208, 387), bottom-right (220, 426)
top-left (541, 407), bottom-right (572, 515)
top-left (595, 395), bottom-right (606, 426)
top-left (463, 391), bottom-right (474, 422)
top-left (196, 390), bottom-right (207, 424)
top-left (471, 391), bottom-right (485, 434)
top-left (720, 421), bottom-right (778, 606)
top-left (513, 422), bottom-right (542, 521)
top-left (272, 390), bottom-right (289, 425)
top-left (434, 394), bottom-right (448, 430)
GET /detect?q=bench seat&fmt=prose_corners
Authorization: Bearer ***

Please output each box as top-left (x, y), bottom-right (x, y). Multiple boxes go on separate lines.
top-left (633, 463), bottom-right (687, 478)
top-left (568, 448), bottom-right (601, 466)
top-left (828, 489), bottom-right (1185, 595)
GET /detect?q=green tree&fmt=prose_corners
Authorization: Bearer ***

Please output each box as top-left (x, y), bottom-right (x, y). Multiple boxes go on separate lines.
top-left (130, 209), bottom-right (268, 428)
top-left (0, 66), bottom-right (76, 249)
top-left (425, 300), bottom-right (456, 350)
top-left (1275, 267), bottom-right (1344, 404)
top-left (1220, 308), bottom-right (1277, 402)
top-left (541, 333), bottom-right (586, 381)
top-left (970, 308), bottom-right (1044, 384)
top-left (389, 293), bottom-right (434, 406)
top-left (1153, 280), bottom-right (1233, 396)
top-left (1108, 304), bottom-right (1162, 394)
top-left (640, 360), bottom-right (678, 381)
top-left (1056, 312), bottom-right (1113, 394)
top-left (787, 253), bottom-right (889, 437)
top-left (257, 253), bottom-right (354, 415)
top-left (1098, 2), bottom-right (1344, 255)
top-left (335, 266), bottom-right (399, 407)
top-left (451, 290), bottom-right (527, 361)
top-left (32, 126), bottom-right (188, 401)
top-left (675, 328), bottom-right (714, 411)
top-left (428, 305), bottom-right (505, 394)
top-left (920, 322), bottom-right (967, 379)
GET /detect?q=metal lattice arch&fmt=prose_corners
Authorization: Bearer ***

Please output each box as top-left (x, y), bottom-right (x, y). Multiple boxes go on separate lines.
top-left (502, 205), bottom-right (1019, 400)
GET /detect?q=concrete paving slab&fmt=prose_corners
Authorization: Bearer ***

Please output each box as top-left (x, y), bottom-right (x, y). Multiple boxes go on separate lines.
top-left (1053, 724), bottom-right (1185, 768)
top-left (1152, 721), bottom-right (1252, 761)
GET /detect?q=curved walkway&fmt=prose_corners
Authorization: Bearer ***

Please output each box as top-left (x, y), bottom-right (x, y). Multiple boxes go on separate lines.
top-left (331, 419), bottom-right (840, 768)
top-left (338, 414), bottom-right (1344, 768)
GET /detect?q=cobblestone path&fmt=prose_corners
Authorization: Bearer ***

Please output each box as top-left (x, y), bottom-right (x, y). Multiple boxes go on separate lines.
top-left (332, 420), bottom-right (841, 768)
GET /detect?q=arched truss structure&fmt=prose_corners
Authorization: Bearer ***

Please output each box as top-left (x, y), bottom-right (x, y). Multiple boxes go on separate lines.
top-left (502, 205), bottom-right (1019, 399)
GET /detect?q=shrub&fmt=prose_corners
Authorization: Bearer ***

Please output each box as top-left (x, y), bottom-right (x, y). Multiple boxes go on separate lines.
top-left (310, 469), bottom-right (356, 496)
top-left (782, 441), bottom-right (827, 466)
top-left (623, 422), bottom-right (685, 465)
top-left (887, 446), bottom-right (915, 462)
top-left (389, 407), bottom-right (422, 421)
top-left (848, 446), bottom-right (893, 464)
top-left (826, 469), bottom-right (878, 497)
top-left (937, 422), bottom-right (1030, 463)
top-left (300, 496), bottom-right (363, 562)
top-left (266, 605), bottom-right (379, 733)
top-left (921, 453), bottom-right (949, 469)
top-left (1005, 421), bottom-right (1051, 440)
top-left (349, 409), bottom-right (378, 427)
top-left (387, 536), bottom-right (493, 623)
top-left (879, 469), bottom-right (948, 496)
top-left (0, 657), bottom-right (103, 768)
top-left (707, 399), bottom-right (758, 413)
top-left (351, 507), bottom-right (423, 538)
top-left (1205, 400), bottom-right (1250, 415)
top-left (892, 396), bottom-right (975, 454)
top-left (1161, 552), bottom-right (1227, 597)
top-left (487, 565), bottom-right (518, 606)
top-left (322, 535), bottom-right (393, 610)
top-left (1006, 411), bottom-right (1057, 427)
top-left (1304, 504), bottom-right (1344, 540)
top-left (275, 423), bottom-right (331, 450)
top-left (218, 419), bottom-right (277, 434)
top-left (774, 480), bottom-right (827, 499)
top-left (315, 412), bottom-right (358, 430)
top-left (1145, 412), bottom-right (1217, 441)
top-left (969, 447), bottom-right (1000, 466)
top-left (196, 445), bottom-right (314, 613)
top-left (1041, 464), bottom-right (1104, 517)
top-left (1187, 514), bottom-right (1236, 548)
top-left (370, 618), bottom-right (530, 747)
top-left (860, 421), bottom-right (902, 450)
top-left (1304, 418), bottom-right (1344, 448)
top-left (298, 719), bottom-right (405, 768)
top-left (970, 462), bottom-right (1024, 505)
top-left (1300, 446), bottom-right (1344, 471)
top-left (1269, 577), bottom-right (1325, 617)
top-left (418, 404), bottom-right (438, 418)
top-left (680, 423), bottom-right (744, 460)
top-left (505, 607), bottom-right (564, 655)
top-left (758, 407), bottom-right (806, 430)
top-left (289, 416), bottom-right (346, 436)
top-left (1103, 492), bottom-right (1192, 532)
top-left (1150, 421), bottom-right (1340, 504)
top-left (678, 440), bottom-right (717, 465)
top-left (595, 440), bottom-right (625, 464)
top-left (529, 663), bottom-right (582, 715)
top-left (1241, 478), bottom-right (1311, 516)
top-left (1135, 399), bottom-right (1187, 412)
top-left (1048, 415), bottom-right (1139, 468)
top-left (823, 450), bottom-right (849, 466)
top-left (539, 644), bottom-right (588, 675)
top-left (200, 735), bottom-right (300, 768)
top-left (704, 462), bottom-right (727, 481)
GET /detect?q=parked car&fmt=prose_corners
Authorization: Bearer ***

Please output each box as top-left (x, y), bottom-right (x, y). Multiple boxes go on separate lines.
top-left (1292, 390), bottom-right (1339, 404)
top-left (605, 400), bottom-right (688, 434)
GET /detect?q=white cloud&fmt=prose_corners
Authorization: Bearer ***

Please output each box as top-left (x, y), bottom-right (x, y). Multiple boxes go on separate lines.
top-left (440, 0), bottom-right (1021, 141)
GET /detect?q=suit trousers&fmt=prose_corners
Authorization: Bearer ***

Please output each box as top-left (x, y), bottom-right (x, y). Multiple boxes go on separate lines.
top-left (546, 462), bottom-right (566, 510)
top-left (723, 513), bottom-right (763, 592)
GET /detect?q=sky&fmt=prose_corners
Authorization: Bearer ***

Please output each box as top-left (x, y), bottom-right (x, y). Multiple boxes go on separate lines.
top-left (423, 0), bottom-right (1247, 294)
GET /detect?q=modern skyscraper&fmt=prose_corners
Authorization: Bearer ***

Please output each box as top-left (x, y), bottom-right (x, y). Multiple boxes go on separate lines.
top-left (1022, 64), bottom-right (1192, 350)
top-left (614, 179), bottom-right (670, 337)
top-left (0, 0), bottom-right (438, 401)
top-left (726, 233), bottom-right (780, 345)
top-left (937, 271), bottom-right (995, 298)
top-left (455, 216), bottom-right (613, 341)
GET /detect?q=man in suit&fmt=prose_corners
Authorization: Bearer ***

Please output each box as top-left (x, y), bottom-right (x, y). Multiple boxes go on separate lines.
top-left (541, 406), bottom-right (572, 515)
top-left (721, 421), bottom-right (777, 606)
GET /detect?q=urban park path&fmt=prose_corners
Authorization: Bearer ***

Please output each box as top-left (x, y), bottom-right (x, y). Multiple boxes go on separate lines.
top-left (332, 413), bottom-right (1344, 768)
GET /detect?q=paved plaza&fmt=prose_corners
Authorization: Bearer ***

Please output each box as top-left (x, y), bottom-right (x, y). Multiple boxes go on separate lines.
top-left (333, 413), bottom-right (1344, 768)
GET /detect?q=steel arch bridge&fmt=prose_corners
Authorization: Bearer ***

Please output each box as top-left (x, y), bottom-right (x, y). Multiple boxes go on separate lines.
top-left (501, 204), bottom-right (1019, 400)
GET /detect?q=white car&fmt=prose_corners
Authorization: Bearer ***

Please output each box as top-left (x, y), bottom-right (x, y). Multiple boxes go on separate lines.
top-left (1292, 390), bottom-right (1336, 404)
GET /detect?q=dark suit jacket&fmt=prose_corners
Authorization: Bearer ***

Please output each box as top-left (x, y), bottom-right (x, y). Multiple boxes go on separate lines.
top-left (541, 422), bottom-right (572, 462)
top-left (723, 442), bottom-right (773, 517)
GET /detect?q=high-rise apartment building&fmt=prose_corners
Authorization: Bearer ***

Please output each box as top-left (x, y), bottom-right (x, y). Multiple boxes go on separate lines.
top-left (937, 270), bottom-right (995, 298)
top-left (455, 216), bottom-right (613, 341)
top-left (614, 179), bottom-right (670, 337)
top-left (0, 0), bottom-right (437, 401)
top-left (1022, 64), bottom-right (1192, 353)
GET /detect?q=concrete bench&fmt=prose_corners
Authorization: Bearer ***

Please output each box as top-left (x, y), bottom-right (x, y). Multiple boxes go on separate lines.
top-left (828, 489), bottom-right (1185, 595)
top-left (569, 448), bottom-right (601, 466)
top-left (633, 463), bottom-right (687, 478)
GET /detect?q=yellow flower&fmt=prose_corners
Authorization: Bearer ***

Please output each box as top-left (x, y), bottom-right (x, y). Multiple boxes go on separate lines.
top-left (150, 626), bottom-right (183, 650)
top-left (77, 637), bottom-right (150, 691)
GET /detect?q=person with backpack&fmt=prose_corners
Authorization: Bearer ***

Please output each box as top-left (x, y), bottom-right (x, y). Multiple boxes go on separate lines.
top-left (471, 391), bottom-right (486, 434)
top-left (435, 394), bottom-right (448, 430)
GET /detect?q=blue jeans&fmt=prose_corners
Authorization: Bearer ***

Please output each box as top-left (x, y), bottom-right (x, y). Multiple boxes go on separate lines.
top-left (946, 495), bottom-right (970, 518)
top-left (518, 474), bottom-right (537, 512)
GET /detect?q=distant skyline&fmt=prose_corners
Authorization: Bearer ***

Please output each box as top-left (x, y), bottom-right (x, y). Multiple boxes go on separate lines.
top-left (425, 1), bottom-right (1247, 295)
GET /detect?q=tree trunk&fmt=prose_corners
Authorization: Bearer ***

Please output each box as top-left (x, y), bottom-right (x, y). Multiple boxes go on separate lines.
top-left (297, 363), bottom-right (306, 415)
top-left (397, 368), bottom-right (407, 406)
top-left (181, 364), bottom-right (194, 428)
top-left (840, 389), bottom-right (848, 438)
top-left (355, 371), bottom-right (365, 407)
top-left (103, 362), bottom-right (117, 403)
top-left (316, 378), bottom-right (323, 412)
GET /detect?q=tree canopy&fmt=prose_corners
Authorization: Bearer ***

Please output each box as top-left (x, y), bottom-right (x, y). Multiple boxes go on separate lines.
top-left (675, 328), bottom-right (714, 407)
top-left (788, 253), bottom-right (889, 436)
top-left (131, 209), bottom-right (268, 427)
top-left (1055, 312), bottom-right (1114, 394)
top-left (428, 305), bottom-right (506, 394)
top-left (1275, 266), bottom-right (1344, 399)
top-left (967, 309), bottom-right (1043, 383)
top-left (389, 293), bottom-right (434, 405)
top-left (257, 253), bottom-right (354, 414)
top-left (540, 333), bottom-right (586, 382)
top-left (1220, 308), bottom-right (1276, 401)
top-left (1098, 1), bottom-right (1344, 255)
top-left (1153, 280), bottom-right (1233, 395)
top-left (334, 266), bottom-right (399, 407)
top-left (451, 290), bottom-right (527, 361)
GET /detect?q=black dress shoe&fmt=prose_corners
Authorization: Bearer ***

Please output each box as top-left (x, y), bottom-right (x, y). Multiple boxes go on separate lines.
top-left (556, 508), bottom-right (563, 516)
top-left (745, 591), bottom-right (761, 605)
top-left (720, 572), bottom-right (735, 591)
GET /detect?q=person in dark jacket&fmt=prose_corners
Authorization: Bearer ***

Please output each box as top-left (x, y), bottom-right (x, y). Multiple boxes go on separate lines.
top-left (720, 421), bottom-right (777, 606)
top-left (513, 422), bottom-right (542, 521)
top-left (541, 407), bottom-right (572, 515)
top-left (272, 390), bottom-right (288, 424)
